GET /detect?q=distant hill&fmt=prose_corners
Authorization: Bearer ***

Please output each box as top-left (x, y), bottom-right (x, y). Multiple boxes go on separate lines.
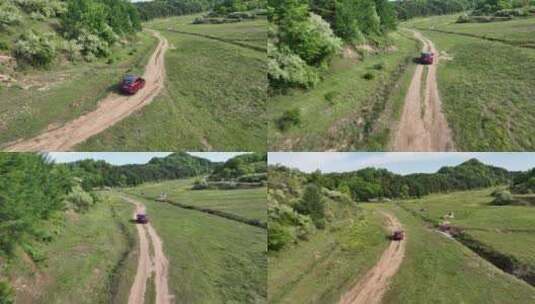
top-left (272, 158), bottom-right (521, 201)
top-left (209, 152), bottom-right (267, 182)
top-left (69, 152), bottom-right (217, 188)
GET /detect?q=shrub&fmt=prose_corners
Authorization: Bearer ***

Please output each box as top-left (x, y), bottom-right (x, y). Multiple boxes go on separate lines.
top-left (0, 281), bottom-right (14, 304)
top-left (12, 30), bottom-right (56, 67)
top-left (295, 184), bottom-right (325, 229)
top-left (363, 72), bottom-right (374, 80)
top-left (373, 62), bottom-right (384, 70)
top-left (492, 190), bottom-right (515, 205)
top-left (0, 41), bottom-right (9, 51)
top-left (64, 185), bottom-right (94, 212)
top-left (0, 2), bottom-right (22, 28)
top-left (61, 39), bottom-right (81, 61)
top-left (15, 0), bottom-right (66, 17)
top-left (277, 108), bottom-right (301, 131)
top-left (76, 29), bottom-right (110, 59)
top-left (268, 43), bottom-right (320, 89)
top-left (268, 222), bottom-right (294, 251)
top-left (324, 91), bottom-right (339, 104)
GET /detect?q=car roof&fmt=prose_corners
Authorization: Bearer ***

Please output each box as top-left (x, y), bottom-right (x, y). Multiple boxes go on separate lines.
top-left (124, 75), bottom-right (138, 82)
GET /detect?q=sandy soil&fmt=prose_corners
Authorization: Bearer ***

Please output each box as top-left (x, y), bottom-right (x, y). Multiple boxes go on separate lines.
top-left (391, 30), bottom-right (455, 151)
top-left (4, 30), bottom-right (168, 151)
top-left (123, 196), bottom-right (173, 304)
top-left (339, 213), bottom-right (406, 304)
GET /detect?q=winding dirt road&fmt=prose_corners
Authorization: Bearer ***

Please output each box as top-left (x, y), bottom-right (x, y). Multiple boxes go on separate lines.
top-left (391, 30), bottom-right (455, 151)
top-left (4, 30), bottom-right (168, 151)
top-left (340, 213), bottom-right (406, 304)
top-left (123, 196), bottom-right (173, 304)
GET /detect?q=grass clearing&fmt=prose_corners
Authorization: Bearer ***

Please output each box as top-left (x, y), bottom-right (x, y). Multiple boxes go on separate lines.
top-left (268, 202), bottom-right (388, 304)
top-left (125, 178), bottom-right (266, 223)
top-left (365, 203), bottom-right (535, 303)
top-left (400, 189), bottom-right (535, 269)
top-left (268, 32), bottom-right (419, 151)
top-left (79, 15), bottom-right (267, 151)
top-left (114, 191), bottom-right (267, 304)
top-left (0, 31), bottom-right (158, 146)
top-left (5, 195), bottom-right (136, 304)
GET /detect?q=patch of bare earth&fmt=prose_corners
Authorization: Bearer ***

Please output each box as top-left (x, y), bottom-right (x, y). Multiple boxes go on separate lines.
top-left (339, 213), bottom-right (406, 304)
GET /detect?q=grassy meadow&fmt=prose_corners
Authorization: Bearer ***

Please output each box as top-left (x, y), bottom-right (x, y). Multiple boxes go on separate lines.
top-left (115, 189), bottom-right (267, 303)
top-left (404, 16), bottom-right (535, 150)
top-left (0, 31), bottom-right (158, 147)
top-left (268, 201), bottom-right (389, 304)
top-left (79, 14), bottom-right (267, 151)
top-left (125, 178), bottom-right (266, 223)
top-left (368, 203), bottom-right (535, 304)
top-left (400, 189), bottom-right (535, 269)
top-left (3, 194), bottom-right (137, 304)
top-left (268, 31), bottom-right (419, 151)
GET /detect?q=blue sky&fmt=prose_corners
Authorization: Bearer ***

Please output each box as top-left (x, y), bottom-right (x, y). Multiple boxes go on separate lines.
top-left (268, 153), bottom-right (535, 175)
top-left (48, 152), bottom-right (247, 165)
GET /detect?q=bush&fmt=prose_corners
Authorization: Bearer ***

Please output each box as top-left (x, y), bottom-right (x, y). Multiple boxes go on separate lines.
top-left (268, 222), bottom-right (294, 251)
top-left (64, 185), bottom-right (94, 212)
top-left (295, 184), bottom-right (325, 229)
top-left (363, 72), bottom-right (374, 80)
top-left (277, 108), bottom-right (301, 131)
top-left (12, 30), bottom-right (56, 67)
top-left (0, 281), bottom-right (14, 304)
top-left (0, 2), bottom-right (22, 28)
top-left (61, 39), bottom-right (81, 61)
top-left (15, 0), bottom-right (66, 17)
top-left (492, 190), bottom-right (515, 205)
top-left (0, 41), bottom-right (9, 51)
top-left (324, 91), bottom-right (339, 104)
top-left (76, 29), bottom-right (110, 59)
top-left (373, 62), bottom-right (384, 70)
top-left (268, 43), bottom-right (320, 89)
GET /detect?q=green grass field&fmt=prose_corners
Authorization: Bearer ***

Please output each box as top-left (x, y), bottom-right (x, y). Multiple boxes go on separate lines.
top-left (125, 178), bottom-right (266, 223)
top-left (403, 16), bottom-right (535, 150)
top-left (268, 201), bottom-right (388, 304)
top-left (115, 190), bottom-right (267, 303)
top-left (79, 15), bottom-right (267, 151)
top-left (0, 30), bottom-right (158, 147)
top-left (400, 189), bottom-right (535, 268)
top-left (268, 32), bottom-right (419, 151)
top-left (4, 195), bottom-right (137, 304)
top-left (368, 203), bottom-right (535, 303)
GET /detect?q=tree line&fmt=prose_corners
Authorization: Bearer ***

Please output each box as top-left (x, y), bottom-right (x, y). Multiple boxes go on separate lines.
top-left (268, 0), bottom-right (397, 90)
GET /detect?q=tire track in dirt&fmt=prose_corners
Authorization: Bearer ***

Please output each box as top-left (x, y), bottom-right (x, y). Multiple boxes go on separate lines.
top-left (123, 196), bottom-right (173, 304)
top-left (339, 212), bottom-right (406, 304)
top-left (4, 30), bottom-right (169, 151)
top-left (391, 30), bottom-right (455, 151)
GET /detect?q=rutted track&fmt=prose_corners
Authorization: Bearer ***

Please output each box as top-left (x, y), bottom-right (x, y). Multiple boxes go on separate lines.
top-left (391, 30), bottom-right (455, 151)
top-left (4, 30), bottom-right (168, 151)
top-left (340, 213), bottom-right (406, 304)
top-left (123, 196), bottom-right (173, 304)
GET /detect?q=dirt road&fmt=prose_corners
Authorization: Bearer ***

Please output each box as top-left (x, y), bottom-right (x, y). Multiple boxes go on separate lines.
top-left (391, 30), bottom-right (455, 151)
top-left (4, 30), bottom-right (169, 151)
top-left (339, 213), bottom-right (406, 304)
top-left (123, 196), bottom-right (173, 304)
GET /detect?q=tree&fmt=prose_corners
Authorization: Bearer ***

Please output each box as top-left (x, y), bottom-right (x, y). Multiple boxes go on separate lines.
top-left (295, 184), bottom-right (325, 228)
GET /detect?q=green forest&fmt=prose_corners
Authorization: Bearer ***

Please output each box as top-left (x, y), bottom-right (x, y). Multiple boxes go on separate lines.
top-left (268, 158), bottom-right (528, 251)
top-left (268, 0), bottom-right (397, 90)
top-left (135, 0), bottom-right (266, 20)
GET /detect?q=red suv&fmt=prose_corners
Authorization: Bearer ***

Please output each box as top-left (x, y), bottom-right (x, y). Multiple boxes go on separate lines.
top-left (419, 52), bottom-right (434, 64)
top-left (120, 75), bottom-right (145, 94)
top-left (136, 214), bottom-right (149, 224)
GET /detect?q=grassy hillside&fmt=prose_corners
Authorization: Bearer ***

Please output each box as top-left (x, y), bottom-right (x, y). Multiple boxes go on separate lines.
top-left (79, 14), bottom-right (267, 151)
top-left (400, 189), bottom-right (535, 272)
top-left (268, 205), bottom-right (388, 304)
top-left (403, 15), bottom-right (535, 150)
top-left (114, 190), bottom-right (267, 303)
top-left (369, 203), bottom-right (535, 303)
top-left (268, 32), bottom-right (419, 151)
top-left (3, 195), bottom-right (136, 303)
